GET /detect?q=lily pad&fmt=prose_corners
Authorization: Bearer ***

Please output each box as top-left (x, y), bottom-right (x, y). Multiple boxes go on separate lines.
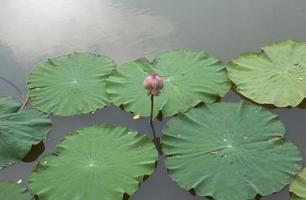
top-left (228, 40), bottom-right (306, 107)
top-left (162, 101), bottom-right (302, 200)
top-left (106, 50), bottom-right (230, 117)
top-left (0, 96), bottom-right (51, 168)
top-left (290, 168), bottom-right (306, 200)
top-left (29, 124), bottom-right (158, 200)
top-left (28, 53), bottom-right (116, 116)
top-left (0, 182), bottom-right (32, 200)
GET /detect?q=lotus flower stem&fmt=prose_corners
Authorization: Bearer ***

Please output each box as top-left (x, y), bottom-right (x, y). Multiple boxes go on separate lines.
top-left (144, 73), bottom-right (164, 155)
top-left (149, 94), bottom-right (157, 139)
top-left (149, 94), bottom-right (162, 155)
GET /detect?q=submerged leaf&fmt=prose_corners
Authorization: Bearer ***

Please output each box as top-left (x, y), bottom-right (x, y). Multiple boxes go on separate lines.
top-left (29, 124), bottom-right (158, 200)
top-left (28, 52), bottom-right (116, 116)
top-left (162, 101), bottom-right (302, 200)
top-left (106, 50), bottom-right (230, 117)
top-left (228, 40), bottom-right (306, 107)
top-left (0, 96), bottom-right (51, 168)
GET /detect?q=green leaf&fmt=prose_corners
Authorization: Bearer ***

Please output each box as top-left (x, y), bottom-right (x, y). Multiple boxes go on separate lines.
top-left (0, 182), bottom-right (32, 200)
top-left (0, 96), bottom-right (21, 115)
top-left (0, 96), bottom-right (51, 168)
top-left (290, 168), bottom-right (306, 200)
top-left (28, 53), bottom-right (116, 116)
top-left (106, 50), bottom-right (230, 117)
top-left (228, 40), bottom-right (306, 107)
top-left (292, 196), bottom-right (304, 200)
top-left (162, 101), bottom-right (302, 200)
top-left (29, 124), bottom-right (158, 200)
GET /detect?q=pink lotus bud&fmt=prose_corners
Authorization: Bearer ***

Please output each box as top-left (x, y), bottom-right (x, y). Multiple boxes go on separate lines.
top-left (143, 73), bottom-right (164, 95)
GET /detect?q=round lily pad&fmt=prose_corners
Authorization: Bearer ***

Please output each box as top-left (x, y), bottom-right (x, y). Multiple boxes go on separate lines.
top-left (106, 50), bottom-right (230, 117)
top-left (228, 40), bottom-right (306, 107)
top-left (0, 96), bottom-right (51, 168)
top-left (28, 53), bottom-right (116, 116)
top-left (29, 124), bottom-right (158, 200)
top-left (290, 168), bottom-right (306, 200)
top-left (0, 182), bottom-right (32, 200)
top-left (162, 101), bottom-right (302, 200)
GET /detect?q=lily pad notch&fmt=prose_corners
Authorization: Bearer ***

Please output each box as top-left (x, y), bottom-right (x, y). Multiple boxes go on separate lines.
top-left (28, 52), bottom-right (116, 116)
top-left (29, 124), bottom-right (158, 200)
top-left (0, 96), bottom-right (51, 168)
top-left (106, 49), bottom-right (231, 118)
top-left (162, 101), bottom-right (303, 200)
top-left (228, 40), bottom-right (306, 107)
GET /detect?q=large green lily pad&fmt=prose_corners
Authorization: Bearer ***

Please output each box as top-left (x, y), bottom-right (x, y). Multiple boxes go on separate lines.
top-left (29, 124), bottom-right (158, 200)
top-left (0, 182), bottom-right (32, 200)
top-left (162, 101), bottom-right (302, 200)
top-left (28, 53), bottom-right (116, 116)
top-left (290, 168), bottom-right (306, 200)
top-left (0, 96), bottom-right (51, 168)
top-left (106, 50), bottom-right (230, 117)
top-left (228, 40), bottom-right (306, 107)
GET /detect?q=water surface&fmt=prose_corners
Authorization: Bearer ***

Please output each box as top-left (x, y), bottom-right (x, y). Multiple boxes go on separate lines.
top-left (1, 0), bottom-right (306, 199)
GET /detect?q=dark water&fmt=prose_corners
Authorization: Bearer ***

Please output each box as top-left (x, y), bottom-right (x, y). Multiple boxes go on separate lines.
top-left (0, 0), bottom-right (306, 199)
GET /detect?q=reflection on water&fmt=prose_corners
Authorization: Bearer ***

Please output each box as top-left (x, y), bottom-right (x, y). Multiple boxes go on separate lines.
top-left (0, 0), bottom-right (306, 71)
top-left (0, 42), bottom-right (26, 97)
top-left (0, 0), bottom-right (175, 67)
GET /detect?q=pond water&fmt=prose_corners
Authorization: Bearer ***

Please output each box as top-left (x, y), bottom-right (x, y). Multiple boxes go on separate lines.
top-left (0, 0), bottom-right (306, 199)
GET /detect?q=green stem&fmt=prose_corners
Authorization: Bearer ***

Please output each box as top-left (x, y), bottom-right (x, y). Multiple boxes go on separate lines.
top-left (150, 95), bottom-right (157, 140)
top-left (149, 95), bottom-right (162, 155)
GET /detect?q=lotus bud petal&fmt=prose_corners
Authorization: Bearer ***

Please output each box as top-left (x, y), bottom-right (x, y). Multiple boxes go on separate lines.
top-left (143, 73), bottom-right (164, 95)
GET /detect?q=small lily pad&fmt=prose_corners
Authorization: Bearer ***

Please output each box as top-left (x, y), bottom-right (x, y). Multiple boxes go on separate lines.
top-left (29, 124), bottom-right (158, 200)
top-left (228, 40), bottom-right (306, 107)
top-left (290, 168), bottom-right (306, 200)
top-left (162, 101), bottom-right (302, 200)
top-left (0, 182), bottom-right (32, 200)
top-left (0, 96), bottom-right (51, 168)
top-left (106, 50), bottom-right (230, 117)
top-left (28, 53), bottom-right (116, 116)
